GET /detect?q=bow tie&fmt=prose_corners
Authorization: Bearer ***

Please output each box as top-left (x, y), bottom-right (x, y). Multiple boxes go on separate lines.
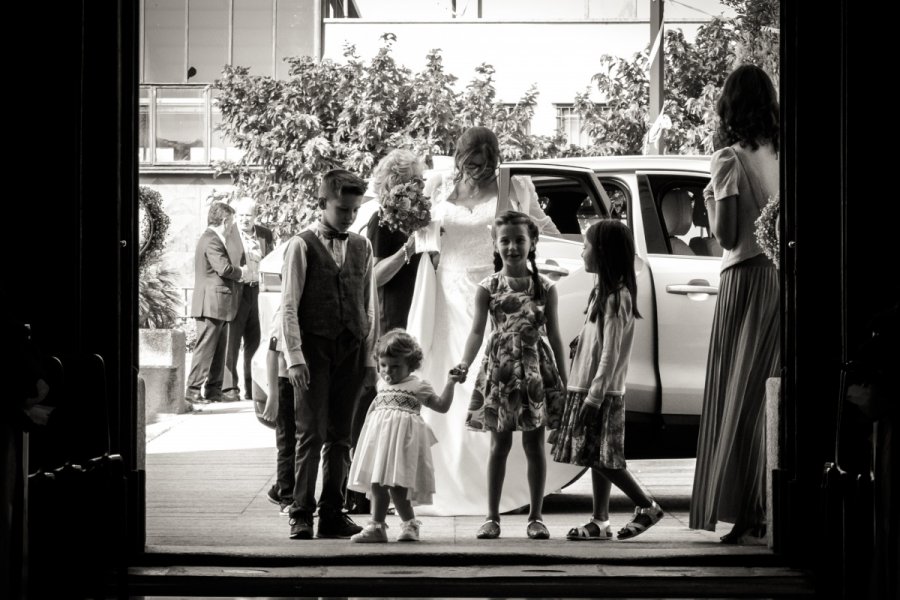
top-left (320, 227), bottom-right (349, 241)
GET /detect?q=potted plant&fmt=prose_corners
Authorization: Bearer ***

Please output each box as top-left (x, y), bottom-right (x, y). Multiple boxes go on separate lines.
top-left (137, 186), bottom-right (188, 420)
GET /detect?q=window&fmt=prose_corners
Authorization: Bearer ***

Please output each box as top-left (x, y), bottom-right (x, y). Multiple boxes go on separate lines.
top-left (527, 172), bottom-right (604, 240)
top-left (555, 104), bottom-right (589, 147)
top-left (139, 86), bottom-right (244, 167)
top-left (142, 0), bottom-right (321, 83)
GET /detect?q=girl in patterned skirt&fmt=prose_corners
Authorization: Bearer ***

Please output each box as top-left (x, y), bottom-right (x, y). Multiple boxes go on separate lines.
top-left (551, 219), bottom-right (664, 541)
top-left (347, 329), bottom-right (459, 543)
top-left (453, 210), bottom-right (569, 540)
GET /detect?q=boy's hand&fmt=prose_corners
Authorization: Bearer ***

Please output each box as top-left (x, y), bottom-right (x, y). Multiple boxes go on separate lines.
top-left (288, 364), bottom-right (310, 390)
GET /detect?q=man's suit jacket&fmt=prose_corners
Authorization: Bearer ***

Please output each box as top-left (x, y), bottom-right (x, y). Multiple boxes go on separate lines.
top-left (225, 224), bottom-right (274, 276)
top-left (253, 224), bottom-right (275, 260)
top-left (190, 228), bottom-right (245, 321)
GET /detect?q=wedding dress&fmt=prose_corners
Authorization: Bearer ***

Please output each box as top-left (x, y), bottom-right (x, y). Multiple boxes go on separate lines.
top-left (409, 175), bottom-right (583, 516)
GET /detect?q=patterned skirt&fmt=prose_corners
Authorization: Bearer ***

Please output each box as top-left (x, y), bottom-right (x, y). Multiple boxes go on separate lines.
top-left (550, 391), bottom-right (626, 469)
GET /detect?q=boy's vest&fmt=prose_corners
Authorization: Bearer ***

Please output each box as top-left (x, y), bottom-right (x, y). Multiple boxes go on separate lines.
top-left (296, 230), bottom-right (368, 340)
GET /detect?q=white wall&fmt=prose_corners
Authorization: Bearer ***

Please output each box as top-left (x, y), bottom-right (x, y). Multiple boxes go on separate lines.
top-left (323, 20), bottom-right (706, 136)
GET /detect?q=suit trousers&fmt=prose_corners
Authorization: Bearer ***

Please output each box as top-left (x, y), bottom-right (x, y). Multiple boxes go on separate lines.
top-left (186, 316), bottom-right (228, 397)
top-left (291, 329), bottom-right (365, 516)
top-left (224, 284), bottom-right (261, 395)
top-left (273, 376), bottom-right (296, 503)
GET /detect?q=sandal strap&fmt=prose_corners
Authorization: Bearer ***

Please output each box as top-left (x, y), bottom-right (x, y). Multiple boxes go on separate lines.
top-left (567, 521), bottom-right (603, 539)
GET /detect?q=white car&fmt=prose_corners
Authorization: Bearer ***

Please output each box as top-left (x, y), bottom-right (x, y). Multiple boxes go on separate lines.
top-left (252, 155), bottom-right (718, 457)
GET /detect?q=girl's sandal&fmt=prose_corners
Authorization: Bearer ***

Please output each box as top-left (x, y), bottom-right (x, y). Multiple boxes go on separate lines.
top-left (526, 519), bottom-right (550, 540)
top-left (566, 521), bottom-right (612, 541)
top-left (616, 501), bottom-right (664, 540)
top-left (476, 519), bottom-right (501, 539)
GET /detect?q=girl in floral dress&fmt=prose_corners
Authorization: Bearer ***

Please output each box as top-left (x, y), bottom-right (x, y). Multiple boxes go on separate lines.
top-left (551, 219), bottom-right (664, 541)
top-left (453, 211), bottom-right (568, 540)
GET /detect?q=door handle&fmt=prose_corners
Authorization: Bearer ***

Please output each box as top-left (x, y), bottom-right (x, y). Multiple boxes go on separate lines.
top-left (666, 279), bottom-right (718, 295)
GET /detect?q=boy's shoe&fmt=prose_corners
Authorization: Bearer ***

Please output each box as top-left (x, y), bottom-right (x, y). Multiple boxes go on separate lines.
top-left (267, 487), bottom-right (292, 515)
top-left (288, 512), bottom-right (314, 540)
top-left (617, 500), bottom-right (664, 540)
top-left (317, 510), bottom-right (363, 538)
top-left (350, 520), bottom-right (389, 543)
top-left (397, 519), bottom-right (421, 542)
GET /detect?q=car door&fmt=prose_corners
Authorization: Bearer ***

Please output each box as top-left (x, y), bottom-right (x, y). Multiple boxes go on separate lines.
top-left (636, 170), bottom-right (719, 419)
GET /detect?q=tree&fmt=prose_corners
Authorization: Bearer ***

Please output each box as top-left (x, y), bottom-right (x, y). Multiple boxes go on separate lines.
top-left (576, 0), bottom-right (778, 155)
top-left (213, 36), bottom-right (549, 236)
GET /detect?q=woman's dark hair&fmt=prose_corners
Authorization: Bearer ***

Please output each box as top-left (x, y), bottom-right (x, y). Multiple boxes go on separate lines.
top-left (492, 210), bottom-right (545, 304)
top-left (584, 219), bottom-right (642, 323)
top-left (716, 64), bottom-right (779, 153)
top-left (453, 126), bottom-right (500, 185)
top-left (374, 328), bottom-right (424, 371)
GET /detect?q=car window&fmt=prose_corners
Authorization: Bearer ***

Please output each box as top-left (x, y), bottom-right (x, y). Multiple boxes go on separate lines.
top-left (640, 174), bottom-right (717, 256)
top-left (600, 181), bottom-right (629, 223)
top-left (527, 173), bottom-right (604, 240)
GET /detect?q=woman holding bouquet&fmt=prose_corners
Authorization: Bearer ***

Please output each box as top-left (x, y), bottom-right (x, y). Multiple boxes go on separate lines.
top-left (347, 148), bottom-right (430, 514)
top-left (409, 126), bottom-right (581, 516)
top-left (689, 64), bottom-right (780, 544)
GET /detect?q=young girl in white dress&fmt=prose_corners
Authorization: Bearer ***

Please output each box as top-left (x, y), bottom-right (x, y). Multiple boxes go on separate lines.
top-left (347, 329), bottom-right (458, 542)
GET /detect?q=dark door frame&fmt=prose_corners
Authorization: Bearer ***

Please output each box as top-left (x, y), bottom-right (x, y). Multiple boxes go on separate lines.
top-left (18, 1), bottom-right (884, 597)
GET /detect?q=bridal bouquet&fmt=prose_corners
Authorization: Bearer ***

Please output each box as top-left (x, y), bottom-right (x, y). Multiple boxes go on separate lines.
top-left (379, 179), bottom-right (432, 234)
top-left (754, 193), bottom-right (780, 267)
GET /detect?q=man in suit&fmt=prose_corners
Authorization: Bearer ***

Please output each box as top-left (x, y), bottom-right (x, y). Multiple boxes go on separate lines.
top-left (185, 201), bottom-right (247, 407)
top-left (223, 197), bottom-right (274, 401)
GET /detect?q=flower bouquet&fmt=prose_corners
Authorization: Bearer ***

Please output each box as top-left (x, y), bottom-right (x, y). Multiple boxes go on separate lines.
top-left (379, 180), bottom-right (432, 234)
top-left (754, 193), bottom-right (780, 267)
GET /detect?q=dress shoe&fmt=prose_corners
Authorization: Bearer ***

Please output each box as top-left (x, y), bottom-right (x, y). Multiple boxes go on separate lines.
top-left (317, 510), bottom-right (363, 538)
top-left (289, 512), bottom-right (314, 540)
top-left (221, 389), bottom-right (241, 402)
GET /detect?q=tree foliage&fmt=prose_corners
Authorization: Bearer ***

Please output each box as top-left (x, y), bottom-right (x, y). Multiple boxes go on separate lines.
top-left (213, 35), bottom-right (583, 237)
top-left (576, 0), bottom-right (778, 155)
top-left (212, 1), bottom-right (778, 235)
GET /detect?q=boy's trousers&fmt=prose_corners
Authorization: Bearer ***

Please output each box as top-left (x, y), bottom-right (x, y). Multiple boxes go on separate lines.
top-left (291, 329), bottom-right (365, 516)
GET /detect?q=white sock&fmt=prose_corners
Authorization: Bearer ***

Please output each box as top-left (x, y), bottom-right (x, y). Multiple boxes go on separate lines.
top-left (591, 518), bottom-right (610, 529)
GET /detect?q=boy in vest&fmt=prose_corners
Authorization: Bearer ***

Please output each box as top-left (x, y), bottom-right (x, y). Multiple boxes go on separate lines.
top-left (282, 169), bottom-right (377, 539)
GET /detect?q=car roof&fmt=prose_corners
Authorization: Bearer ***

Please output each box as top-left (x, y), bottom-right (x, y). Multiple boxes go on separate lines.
top-left (503, 154), bottom-right (711, 173)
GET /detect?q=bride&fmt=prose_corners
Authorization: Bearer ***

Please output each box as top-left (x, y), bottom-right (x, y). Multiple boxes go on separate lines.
top-left (409, 126), bottom-right (583, 517)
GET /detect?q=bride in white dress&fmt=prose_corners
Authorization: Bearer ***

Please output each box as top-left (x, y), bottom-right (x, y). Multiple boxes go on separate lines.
top-left (409, 127), bottom-right (583, 517)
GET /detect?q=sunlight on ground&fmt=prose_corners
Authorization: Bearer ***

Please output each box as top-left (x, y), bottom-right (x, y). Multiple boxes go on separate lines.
top-left (146, 401), bottom-right (276, 454)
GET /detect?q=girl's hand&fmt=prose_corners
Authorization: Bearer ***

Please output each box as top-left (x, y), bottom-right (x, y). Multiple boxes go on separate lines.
top-left (430, 251), bottom-right (440, 270)
top-left (404, 236), bottom-right (417, 256)
top-left (262, 398), bottom-right (278, 423)
top-left (449, 362), bottom-right (469, 383)
top-left (575, 401), bottom-right (599, 428)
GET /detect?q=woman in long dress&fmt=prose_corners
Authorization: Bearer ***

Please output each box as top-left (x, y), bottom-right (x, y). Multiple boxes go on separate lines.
top-left (689, 65), bottom-right (781, 543)
top-left (409, 126), bottom-right (582, 516)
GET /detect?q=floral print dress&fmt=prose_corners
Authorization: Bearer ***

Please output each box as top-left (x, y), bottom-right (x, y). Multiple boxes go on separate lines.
top-left (466, 273), bottom-right (565, 432)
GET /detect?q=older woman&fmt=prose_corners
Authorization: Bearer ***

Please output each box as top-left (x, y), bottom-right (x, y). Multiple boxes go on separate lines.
top-left (347, 149), bottom-right (427, 514)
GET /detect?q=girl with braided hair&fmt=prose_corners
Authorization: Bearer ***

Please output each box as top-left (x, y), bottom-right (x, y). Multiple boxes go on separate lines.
top-left (452, 210), bottom-right (568, 539)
